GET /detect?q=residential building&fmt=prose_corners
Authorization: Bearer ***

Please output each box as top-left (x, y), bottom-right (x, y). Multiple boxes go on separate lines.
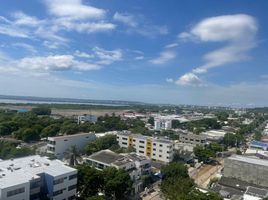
top-left (84, 149), bottom-right (151, 194)
top-left (154, 118), bottom-right (172, 130)
top-left (179, 133), bottom-right (207, 146)
top-left (250, 140), bottom-right (268, 151)
top-left (77, 114), bottom-right (97, 124)
top-left (116, 131), bottom-right (175, 163)
top-left (0, 155), bottom-right (77, 200)
top-left (224, 155), bottom-right (268, 187)
top-left (47, 132), bottom-right (96, 159)
top-left (200, 130), bottom-right (228, 142)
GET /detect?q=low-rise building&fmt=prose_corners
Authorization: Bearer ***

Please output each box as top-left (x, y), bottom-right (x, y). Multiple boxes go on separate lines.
top-left (77, 114), bottom-right (97, 124)
top-left (47, 132), bottom-right (96, 158)
top-left (154, 118), bottom-right (172, 130)
top-left (117, 131), bottom-right (175, 163)
top-left (200, 130), bottom-right (227, 142)
top-left (179, 133), bottom-right (207, 146)
top-left (84, 149), bottom-right (151, 194)
top-left (249, 140), bottom-right (268, 151)
top-left (0, 155), bottom-right (77, 200)
top-left (224, 155), bottom-right (268, 188)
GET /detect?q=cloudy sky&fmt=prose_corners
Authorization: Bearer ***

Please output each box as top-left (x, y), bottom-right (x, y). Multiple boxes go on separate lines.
top-left (0, 0), bottom-right (268, 106)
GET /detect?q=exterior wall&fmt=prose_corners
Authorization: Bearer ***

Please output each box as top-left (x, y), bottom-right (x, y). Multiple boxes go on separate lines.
top-left (0, 183), bottom-right (30, 200)
top-left (179, 133), bottom-right (206, 145)
top-left (154, 119), bottom-right (172, 130)
top-left (77, 115), bottom-right (97, 124)
top-left (117, 133), bottom-right (175, 163)
top-left (224, 158), bottom-right (268, 187)
top-left (47, 133), bottom-right (96, 158)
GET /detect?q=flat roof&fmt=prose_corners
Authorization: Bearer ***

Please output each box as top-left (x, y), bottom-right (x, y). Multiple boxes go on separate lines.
top-left (86, 150), bottom-right (124, 165)
top-left (0, 155), bottom-right (76, 189)
top-left (48, 132), bottom-right (95, 140)
top-left (227, 155), bottom-right (268, 167)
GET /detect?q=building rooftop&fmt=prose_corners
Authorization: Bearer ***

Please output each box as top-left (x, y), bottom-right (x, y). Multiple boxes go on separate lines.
top-left (0, 155), bottom-right (76, 189)
top-left (250, 140), bottom-right (268, 148)
top-left (227, 155), bottom-right (268, 167)
top-left (48, 132), bottom-right (95, 140)
top-left (87, 150), bottom-right (124, 165)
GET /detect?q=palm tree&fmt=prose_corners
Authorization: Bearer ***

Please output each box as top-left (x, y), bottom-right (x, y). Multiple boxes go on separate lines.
top-left (64, 145), bottom-right (82, 166)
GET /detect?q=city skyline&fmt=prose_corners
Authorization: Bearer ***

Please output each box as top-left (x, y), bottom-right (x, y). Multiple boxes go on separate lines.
top-left (0, 0), bottom-right (268, 106)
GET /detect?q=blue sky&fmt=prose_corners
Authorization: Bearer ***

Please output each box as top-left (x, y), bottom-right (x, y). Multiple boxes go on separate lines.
top-left (0, 0), bottom-right (268, 106)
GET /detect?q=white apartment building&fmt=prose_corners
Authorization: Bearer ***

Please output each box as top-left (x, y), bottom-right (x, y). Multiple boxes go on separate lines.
top-left (117, 131), bottom-right (175, 163)
top-left (154, 118), bottom-right (172, 130)
top-left (0, 155), bottom-right (77, 200)
top-left (47, 132), bottom-right (96, 158)
top-left (77, 115), bottom-right (97, 124)
top-left (84, 149), bottom-right (151, 194)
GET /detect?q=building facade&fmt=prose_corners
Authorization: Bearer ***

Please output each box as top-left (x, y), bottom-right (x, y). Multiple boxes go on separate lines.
top-left (77, 115), bottom-right (97, 124)
top-left (84, 149), bottom-right (151, 194)
top-left (47, 132), bottom-right (96, 159)
top-left (179, 133), bottom-right (207, 145)
top-left (0, 155), bottom-right (77, 200)
top-left (117, 132), bottom-right (175, 163)
top-left (154, 118), bottom-right (172, 130)
top-left (224, 155), bottom-right (268, 187)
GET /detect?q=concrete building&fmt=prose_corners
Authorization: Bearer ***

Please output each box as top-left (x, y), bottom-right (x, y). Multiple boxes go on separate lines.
top-left (47, 132), bottom-right (96, 159)
top-left (0, 155), bottom-right (77, 200)
top-left (77, 114), bottom-right (97, 124)
top-left (154, 118), bottom-right (172, 130)
top-left (224, 155), bottom-right (268, 188)
top-left (179, 133), bottom-right (207, 146)
top-left (200, 130), bottom-right (227, 142)
top-left (249, 140), bottom-right (268, 151)
top-left (117, 131), bottom-right (175, 163)
top-left (84, 149), bottom-right (151, 194)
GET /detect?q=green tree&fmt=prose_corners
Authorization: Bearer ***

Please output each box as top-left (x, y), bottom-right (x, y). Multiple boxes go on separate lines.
top-left (86, 135), bottom-right (118, 155)
top-left (103, 167), bottom-right (133, 200)
top-left (31, 107), bottom-right (51, 115)
top-left (148, 117), bottom-right (154, 126)
top-left (65, 145), bottom-right (82, 166)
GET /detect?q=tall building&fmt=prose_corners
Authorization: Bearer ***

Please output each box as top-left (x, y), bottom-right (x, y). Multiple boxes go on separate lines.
top-left (0, 155), bottom-right (77, 200)
top-left (117, 131), bottom-right (175, 163)
top-left (224, 155), bottom-right (268, 187)
top-left (47, 132), bottom-right (96, 158)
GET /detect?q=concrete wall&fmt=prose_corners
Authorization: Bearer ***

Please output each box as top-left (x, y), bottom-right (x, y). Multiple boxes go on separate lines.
top-left (224, 158), bottom-right (268, 187)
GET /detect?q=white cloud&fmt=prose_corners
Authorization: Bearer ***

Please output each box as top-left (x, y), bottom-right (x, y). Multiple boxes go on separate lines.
top-left (166, 78), bottom-right (174, 83)
top-left (93, 47), bottom-right (122, 65)
top-left (113, 12), bottom-right (138, 27)
top-left (74, 50), bottom-right (94, 58)
top-left (44, 0), bottom-right (105, 20)
top-left (179, 14), bottom-right (257, 74)
top-left (150, 51), bottom-right (176, 65)
top-left (12, 43), bottom-right (37, 53)
top-left (13, 11), bottom-right (43, 27)
top-left (175, 73), bottom-right (204, 86)
top-left (18, 55), bottom-right (100, 72)
top-left (175, 14), bottom-right (258, 87)
top-left (135, 56), bottom-right (144, 60)
top-left (113, 12), bottom-right (168, 37)
top-left (165, 43), bottom-right (178, 48)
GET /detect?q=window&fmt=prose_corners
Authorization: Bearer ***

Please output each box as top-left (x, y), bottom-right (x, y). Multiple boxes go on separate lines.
top-left (69, 174), bottom-right (77, 180)
top-left (48, 140), bottom-right (56, 145)
top-left (133, 139), bottom-right (136, 142)
top-left (53, 189), bottom-right (64, 197)
top-left (153, 148), bottom-right (156, 151)
top-left (122, 142), bottom-right (127, 145)
top-left (153, 143), bottom-right (156, 146)
top-left (159, 144), bottom-right (163, 147)
top-left (159, 155), bottom-right (162, 157)
top-left (68, 195), bottom-right (76, 200)
top-left (53, 178), bottom-right (64, 185)
top-left (68, 184), bottom-right (77, 191)
top-left (153, 153), bottom-right (156, 156)
top-left (122, 137), bottom-right (128, 140)
top-left (139, 150), bottom-right (144, 153)
top-left (64, 139), bottom-right (68, 141)
top-left (167, 156), bottom-right (169, 159)
top-left (139, 140), bottom-right (145, 144)
top-left (167, 151), bottom-right (170, 153)
top-left (190, 139), bottom-right (194, 141)
top-left (139, 145), bottom-right (144, 148)
top-left (159, 150), bottom-right (162, 152)
top-left (7, 187), bottom-right (25, 197)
